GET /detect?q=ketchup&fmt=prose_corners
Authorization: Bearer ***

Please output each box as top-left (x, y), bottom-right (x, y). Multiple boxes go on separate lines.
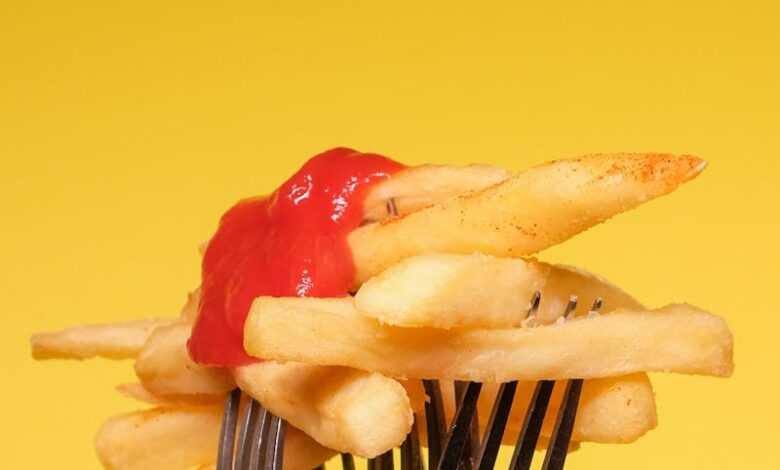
top-left (187, 147), bottom-right (406, 366)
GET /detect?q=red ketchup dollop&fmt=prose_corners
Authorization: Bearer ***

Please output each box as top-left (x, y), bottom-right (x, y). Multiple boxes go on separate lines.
top-left (187, 147), bottom-right (406, 366)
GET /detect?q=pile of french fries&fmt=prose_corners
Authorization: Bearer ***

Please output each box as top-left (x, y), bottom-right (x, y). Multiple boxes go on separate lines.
top-left (31, 153), bottom-right (734, 470)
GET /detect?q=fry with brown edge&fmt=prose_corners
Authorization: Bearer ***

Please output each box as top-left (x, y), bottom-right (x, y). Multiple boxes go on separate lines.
top-left (245, 298), bottom-right (733, 382)
top-left (96, 405), bottom-right (333, 470)
top-left (355, 253), bottom-right (642, 328)
top-left (234, 361), bottom-right (417, 458)
top-left (134, 322), bottom-right (235, 397)
top-left (349, 153), bottom-right (706, 285)
top-left (31, 319), bottom-right (172, 360)
top-left (363, 163), bottom-right (511, 221)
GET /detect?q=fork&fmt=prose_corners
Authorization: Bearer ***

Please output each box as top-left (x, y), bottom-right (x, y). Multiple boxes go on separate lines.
top-left (216, 293), bottom-right (602, 470)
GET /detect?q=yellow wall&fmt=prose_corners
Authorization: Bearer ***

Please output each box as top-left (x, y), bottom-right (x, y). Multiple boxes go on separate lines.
top-left (2, 1), bottom-right (777, 468)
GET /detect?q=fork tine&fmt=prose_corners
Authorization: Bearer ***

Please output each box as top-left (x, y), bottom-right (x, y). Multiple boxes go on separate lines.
top-left (263, 415), bottom-right (286, 470)
top-left (247, 406), bottom-right (271, 470)
top-left (368, 449), bottom-right (394, 470)
top-left (423, 379), bottom-right (447, 469)
top-left (339, 454), bottom-right (355, 470)
top-left (454, 381), bottom-right (481, 470)
top-left (217, 388), bottom-right (242, 470)
top-left (540, 379), bottom-right (583, 470)
top-left (401, 418), bottom-right (424, 470)
top-left (474, 381), bottom-right (518, 470)
top-left (436, 382), bottom-right (482, 470)
top-left (235, 398), bottom-right (262, 470)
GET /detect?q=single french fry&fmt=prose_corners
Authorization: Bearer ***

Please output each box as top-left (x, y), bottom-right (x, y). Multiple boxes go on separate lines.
top-left (116, 383), bottom-right (223, 407)
top-left (245, 298), bottom-right (733, 382)
top-left (31, 319), bottom-right (172, 360)
top-left (363, 164), bottom-right (511, 222)
top-left (424, 373), bottom-right (656, 444)
top-left (134, 322), bottom-right (234, 397)
top-left (355, 254), bottom-right (642, 329)
top-left (349, 154), bottom-right (706, 285)
top-left (234, 361), bottom-right (417, 458)
top-left (96, 405), bottom-right (332, 470)
top-left (95, 406), bottom-right (223, 470)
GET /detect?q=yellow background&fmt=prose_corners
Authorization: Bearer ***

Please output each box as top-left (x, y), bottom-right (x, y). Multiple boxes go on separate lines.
top-left (2, 1), bottom-right (777, 468)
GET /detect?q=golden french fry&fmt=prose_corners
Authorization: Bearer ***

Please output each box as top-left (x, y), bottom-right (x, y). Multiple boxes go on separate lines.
top-left (355, 254), bottom-right (642, 329)
top-left (95, 406), bottom-right (223, 470)
top-left (363, 164), bottom-right (511, 221)
top-left (429, 374), bottom-right (656, 444)
top-left (31, 319), bottom-right (172, 360)
top-left (116, 383), bottom-right (223, 407)
top-left (134, 322), bottom-right (235, 397)
top-left (179, 287), bottom-right (201, 321)
top-left (234, 361), bottom-right (416, 458)
top-left (245, 298), bottom-right (733, 382)
top-left (349, 154), bottom-right (706, 285)
top-left (96, 405), bottom-right (333, 470)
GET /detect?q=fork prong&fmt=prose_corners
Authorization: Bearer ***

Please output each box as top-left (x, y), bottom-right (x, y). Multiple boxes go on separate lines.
top-left (263, 415), bottom-right (286, 470)
top-left (340, 453), bottom-right (355, 470)
top-left (217, 388), bottom-right (242, 470)
top-left (507, 380), bottom-right (555, 470)
top-left (454, 381), bottom-right (480, 470)
top-left (235, 398), bottom-right (262, 470)
top-left (474, 381), bottom-right (518, 470)
top-left (247, 406), bottom-right (271, 470)
top-left (368, 448), bottom-right (394, 470)
top-left (423, 379), bottom-right (447, 469)
top-left (339, 454), bottom-right (355, 470)
top-left (541, 379), bottom-right (583, 470)
top-left (401, 418), bottom-right (424, 470)
top-left (437, 382), bottom-right (482, 470)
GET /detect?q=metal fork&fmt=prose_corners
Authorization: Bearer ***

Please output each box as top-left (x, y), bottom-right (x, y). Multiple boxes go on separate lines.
top-left (216, 293), bottom-right (602, 470)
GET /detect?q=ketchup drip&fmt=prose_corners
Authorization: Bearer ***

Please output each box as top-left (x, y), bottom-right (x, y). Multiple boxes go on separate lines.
top-left (187, 147), bottom-right (406, 366)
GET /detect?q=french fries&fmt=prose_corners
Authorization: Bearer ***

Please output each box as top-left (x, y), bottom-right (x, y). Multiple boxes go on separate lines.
top-left (134, 322), bottom-right (235, 397)
top-left (355, 254), bottom-right (642, 329)
top-left (245, 298), bottom-right (733, 382)
top-left (234, 361), bottom-right (417, 458)
top-left (96, 405), bottom-right (333, 470)
top-left (349, 153), bottom-right (705, 285)
top-left (31, 319), bottom-right (172, 360)
top-left (363, 164), bottom-right (511, 221)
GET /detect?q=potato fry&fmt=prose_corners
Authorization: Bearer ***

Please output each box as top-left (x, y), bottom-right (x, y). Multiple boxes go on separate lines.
top-left (349, 154), bottom-right (705, 285)
top-left (428, 374), bottom-right (656, 444)
top-left (95, 406), bottom-right (222, 470)
top-left (234, 361), bottom-right (417, 458)
top-left (355, 254), bottom-right (642, 329)
top-left (363, 164), bottom-right (511, 221)
top-left (179, 287), bottom-right (201, 321)
top-left (116, 383), bottom-right (223, 407)
top-left (31, 319), bottom-right (172, 360)
top-left (134, 322), bottom-right (235, 397)
top-left (245, 298), bottom-right (733, 382)
top-left (96, 405), bottom-right (332, 470)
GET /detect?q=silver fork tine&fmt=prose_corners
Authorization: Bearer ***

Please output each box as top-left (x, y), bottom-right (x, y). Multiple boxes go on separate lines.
top-left (247, 405), bottom-right (271, 470)
top-left (263, 415), bottom-right (286, 470)
top-left (454, 381), bottom-right (481, 470)
top-left (541, 297), bottom-right (601, 470)
top-left (235, 398), bottom-right (262, 470)
top-left (423, 378), bottom-right (447, 469)
top-left (436, 381), bottom-right (482, 470)
top-left (400, 419), bottom-right (424, 470)
top-left (340, 454), bottom-right (355, 470)
top-left (217, 388), bottom-right (242, 470)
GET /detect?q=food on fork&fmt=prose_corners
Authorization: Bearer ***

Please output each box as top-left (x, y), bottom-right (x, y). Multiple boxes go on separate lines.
top-left (30, 147), bottom-right (733, 469)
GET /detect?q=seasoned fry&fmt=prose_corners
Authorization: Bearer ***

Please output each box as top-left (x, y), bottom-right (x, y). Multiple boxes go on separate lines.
top-left (245, 298), bottom-right (733, 382)
top-left (355, 254), bottom-right (642, 328)
top-left (96, 405), bottom-right (332, 470)
top-left (234, 361), bottom-right (417, 458)
top-left (95, 406), bottom-right (222, 470)
top-left (134, 322), bottom-right (234, 397)
top-left (349, 154), bottom-right (706, 285)
top-left (31, 319), bottom-right (172, 360)
top-left (363, 164), bottom-right (511, 221)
